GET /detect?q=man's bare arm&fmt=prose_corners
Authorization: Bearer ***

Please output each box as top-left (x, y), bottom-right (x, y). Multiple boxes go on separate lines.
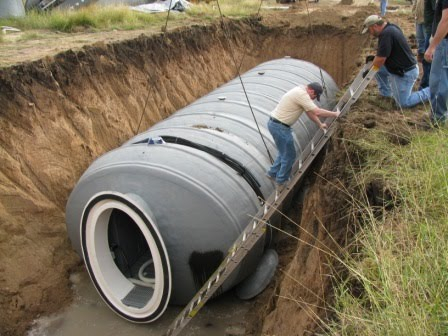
top-left (312, 108), bottom-right (341, 118)
top-left (372, 56), bottom-right (387, 70)
top-left (425, 8), bottom-right (448, 61)
top-left (305, 108), bottom-right (340, 129)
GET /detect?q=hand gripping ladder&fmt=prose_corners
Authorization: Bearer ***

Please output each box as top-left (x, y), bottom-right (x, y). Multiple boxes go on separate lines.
top-left (163, 63), bottom-right (377, 336)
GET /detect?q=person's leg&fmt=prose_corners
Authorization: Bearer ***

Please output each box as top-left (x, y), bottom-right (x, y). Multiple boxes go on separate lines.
top-left (390, 67), bottom-right (430, 107)
top-left (273, 127), bottom-right (296, 184)
top-left (267, 155), bottom-right (281, 178)
top-left (420, 30), bottom-right (432, 89)
top-left (380, 0), bottom-right (387, 16)
top-left (429, 39), bottom-right (448, 124)
top-left (267, 120), bottom-right (282, 177)
top-left (416, 23), bottom-right (426, 58)
top-left (376, 66), bottom-right (393, 97)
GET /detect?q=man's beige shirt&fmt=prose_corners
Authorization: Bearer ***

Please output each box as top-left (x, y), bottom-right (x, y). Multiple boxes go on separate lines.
top-left (270, 86), bottom-right (317, 126)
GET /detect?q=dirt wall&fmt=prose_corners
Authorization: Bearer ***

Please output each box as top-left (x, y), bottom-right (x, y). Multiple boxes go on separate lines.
top-left (259, 134), bottom-right (356, 335)
top-left (0, 9), bottom-right (370, 335)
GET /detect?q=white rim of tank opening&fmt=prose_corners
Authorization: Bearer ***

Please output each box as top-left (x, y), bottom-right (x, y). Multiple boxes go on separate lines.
top-left (80, 191), bottom-right (171, 323)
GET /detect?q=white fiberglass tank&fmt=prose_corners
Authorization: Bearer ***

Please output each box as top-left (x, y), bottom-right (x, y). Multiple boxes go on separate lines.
top-left (65, 57), bottom-right (339, 323)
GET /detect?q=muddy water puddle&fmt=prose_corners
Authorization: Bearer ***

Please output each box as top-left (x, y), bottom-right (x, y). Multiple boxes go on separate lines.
top-left (28, 270), bottom-right (250, 336)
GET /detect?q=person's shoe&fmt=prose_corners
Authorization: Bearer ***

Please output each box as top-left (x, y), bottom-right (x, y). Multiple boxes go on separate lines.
top-left (275, 182), bottom-right (286, 193)
top-left (266, 173), bottom-right (275, 182)
top-left (274, 182), bottom-right (288, 200)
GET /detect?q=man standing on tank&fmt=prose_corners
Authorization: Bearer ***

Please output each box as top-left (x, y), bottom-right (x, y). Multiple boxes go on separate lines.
top-left (424, 0), bottom-right (448, 125)
top-left (361, 15), bottom-right (430, 108)
top-left (266, 82), bottom-right (340, 192)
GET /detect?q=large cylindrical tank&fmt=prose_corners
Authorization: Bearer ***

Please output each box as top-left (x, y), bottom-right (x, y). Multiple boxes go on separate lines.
top-left (0, 0), bottom-right (25, 17)
top-left (66, 57), bottom-right (339, 323)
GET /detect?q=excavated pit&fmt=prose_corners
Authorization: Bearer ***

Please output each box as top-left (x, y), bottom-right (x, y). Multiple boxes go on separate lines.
top-left (0, 8), bottom-right (373, 336)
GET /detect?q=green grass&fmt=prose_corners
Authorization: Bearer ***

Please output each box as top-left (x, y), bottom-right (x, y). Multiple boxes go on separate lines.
top-left (0, 6), bottom-right (169, 32)
top-left (0, 0), bottom-right (266, 34)
top-left (188, 0), bottom-right (264, 18)
top-left (328, 126), bottom-right (448, 336)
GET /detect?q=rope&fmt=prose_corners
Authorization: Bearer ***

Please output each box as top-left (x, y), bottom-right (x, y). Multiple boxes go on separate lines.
top-left (136, 0), bottom-right (274, 163)
top-left (303, 0), bottom-right (328, 96)
top-left (215, 0), bottom-right (274, 164)
top-left (134, 0), bottom-right (174, 135)
top-left (236, 0), bottom-right (265, 73)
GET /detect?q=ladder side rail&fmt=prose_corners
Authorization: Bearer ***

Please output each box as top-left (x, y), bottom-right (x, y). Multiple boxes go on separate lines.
top-left (290, 64), bottom-right (377, 183)
top-left (40, 0), bottom-right (57, 10)
top-left (336, 62), bottom-right (374, 111)
top-left (165, 218), bottom-right (273, 335)
top-left (165, 148), bottom-right (309, 336)
top-left (294, 63), bottom-right (377, 177)
top-left (339, 73), bottom-right (377, 117)
top-left (352, 61), bottom-right (373, 87)
top-left (293, 63), bottom-right (377, 178)
top-left (163, 64), bottom-right (378, 336)
top-left (291, 124), bottom-right (335, 177)
top-left (295, 119), bottom-right (334, 174)
top-left (166, 125), bottom-right (333, 336)
top-left (298, 143), bottom-right (312, 168)
top-left (335, 65), bottom-right (377, 118)
top-left (334, 66), bottom-right (366, 107)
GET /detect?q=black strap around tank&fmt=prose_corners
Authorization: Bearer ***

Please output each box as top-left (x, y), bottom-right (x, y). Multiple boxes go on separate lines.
top-left (133, 136), bottom-right (264, 200)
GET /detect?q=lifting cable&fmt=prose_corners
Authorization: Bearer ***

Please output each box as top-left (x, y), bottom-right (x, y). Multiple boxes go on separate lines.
top-left (303, 0), bottom-right (329, 96)
top-left (215, 0), bottom-right (274, 164)
top-left (236, 0), bottom-right (265, 73)
top-left (134, 0), bottom-right (174, 135)
top-left (135, 0), bottom-right (274, 163)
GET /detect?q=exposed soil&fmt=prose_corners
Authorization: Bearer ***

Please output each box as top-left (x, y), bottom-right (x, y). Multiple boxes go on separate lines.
top-left (0, 2), bottom-right (429, 335)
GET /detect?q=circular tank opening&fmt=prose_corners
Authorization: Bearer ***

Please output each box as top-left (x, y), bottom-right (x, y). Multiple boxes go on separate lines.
top-left (80, 192), bottom-right (171, 323)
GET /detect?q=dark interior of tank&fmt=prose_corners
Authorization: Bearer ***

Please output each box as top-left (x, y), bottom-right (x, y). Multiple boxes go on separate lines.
top-left (109, 210), bottom-right (150, 276)
top-left (108, 209), bottom-right (154, 307)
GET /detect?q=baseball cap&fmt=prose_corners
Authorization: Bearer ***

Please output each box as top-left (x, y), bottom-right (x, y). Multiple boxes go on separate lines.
top-left (308, 82), bottom-right (323, 102)
top-left (361, 15), bottom-right (383, 34)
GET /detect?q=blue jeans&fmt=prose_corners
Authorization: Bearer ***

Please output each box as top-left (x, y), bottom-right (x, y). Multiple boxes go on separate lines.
top-left (429, 39), bottom-right (448, 124)
top-left (416, 23), bottom-right (426, 55)
top-left (420, 31), bottom-right (432, 89)
top-left (376, 65), bottom-right (430, 108)
top-left (267, 119), bottom-right (296, 184)
top-left (380, 0), bottom-right (388, 16)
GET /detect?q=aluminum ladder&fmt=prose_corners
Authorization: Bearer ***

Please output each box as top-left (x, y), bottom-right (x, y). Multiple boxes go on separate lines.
top-left (163, 62), bottom-right (377, 336)
top-left (38, 0), bottom-right (62, 10)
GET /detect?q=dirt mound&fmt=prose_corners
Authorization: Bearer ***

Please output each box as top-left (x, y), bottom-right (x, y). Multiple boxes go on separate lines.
top-left (0, 3), bottom-right (422, 335)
